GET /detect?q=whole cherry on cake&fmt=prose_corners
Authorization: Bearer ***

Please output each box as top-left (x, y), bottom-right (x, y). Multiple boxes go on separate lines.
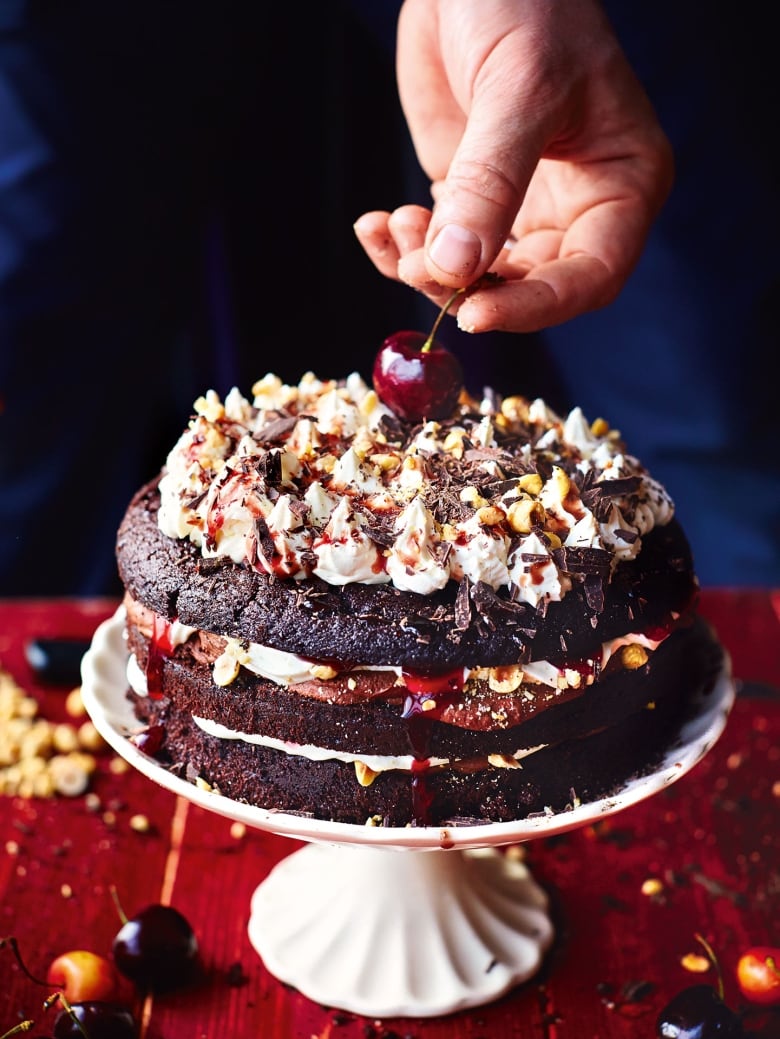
top-left (372, 288), bottom-right (466, 422)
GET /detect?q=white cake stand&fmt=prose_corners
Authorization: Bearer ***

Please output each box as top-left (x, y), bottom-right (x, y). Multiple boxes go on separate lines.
top-left (81, 608), bottom-right (735, 1018)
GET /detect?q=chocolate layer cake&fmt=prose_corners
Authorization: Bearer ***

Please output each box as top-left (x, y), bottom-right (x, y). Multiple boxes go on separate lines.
top-left (116, 373), bottom-right (724, 826)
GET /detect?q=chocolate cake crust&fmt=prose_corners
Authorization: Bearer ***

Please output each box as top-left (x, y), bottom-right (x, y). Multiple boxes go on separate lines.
top-left (117, 480), bottom-right (698, 668)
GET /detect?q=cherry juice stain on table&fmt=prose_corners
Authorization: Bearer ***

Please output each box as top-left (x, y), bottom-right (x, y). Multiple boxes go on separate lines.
top-left (0, 593), bottom-right (778, 1039)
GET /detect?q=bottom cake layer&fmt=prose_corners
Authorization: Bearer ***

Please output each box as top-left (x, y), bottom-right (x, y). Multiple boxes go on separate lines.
top-left (127, 619), bottom-right (725, 826)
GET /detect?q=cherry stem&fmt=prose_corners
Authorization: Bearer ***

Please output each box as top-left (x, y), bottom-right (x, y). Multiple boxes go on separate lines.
top-left (0, 1022), bottom-right (35, 1037)
top-left (695, 932), bottom-right (724, 1001)
top-left (109, 884), bottom-right (129, 926)
top-left (0, 936), bottom-right (49, 986)
top-left (45, 993), bottom-right (89, 1039)
top-left (422, 288), bottom-right (466, 353)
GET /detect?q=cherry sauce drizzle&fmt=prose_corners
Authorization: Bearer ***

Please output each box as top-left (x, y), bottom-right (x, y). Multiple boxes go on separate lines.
top-left (146, 614), bottom-right (178, 700)
top-left (400, 666), bottom-right (466, 825)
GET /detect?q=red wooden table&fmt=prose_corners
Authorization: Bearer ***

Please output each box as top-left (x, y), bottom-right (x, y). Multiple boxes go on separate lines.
top-left (1, 591), bottom-right (778, 1038)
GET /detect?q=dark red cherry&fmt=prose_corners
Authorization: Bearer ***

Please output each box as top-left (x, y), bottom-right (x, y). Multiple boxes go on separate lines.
top-left (112, 904), bottom-right (198, 991)
top-left (373, 330), bottom-right (463, 422)
top-left (52, 1001), bottom-right (136, 1039)
top-left (373, 288), bottom-right (465, 422)
top-left (656, 985), bottom-right (743, 1038)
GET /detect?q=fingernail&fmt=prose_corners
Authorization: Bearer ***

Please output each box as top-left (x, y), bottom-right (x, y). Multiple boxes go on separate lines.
top-left (428, 224), bottom-right (482, 278)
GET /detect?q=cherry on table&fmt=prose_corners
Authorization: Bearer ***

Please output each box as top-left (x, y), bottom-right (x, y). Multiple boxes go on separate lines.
top-left (46, 949), bottom-right (121, 1003)
top-left (52, 1001), bottom-right (136, 1039)
top-left (656, 984), bottom-right (743, 1038)
top-left (112, 903), bottom-right (199, 991)
top-left (736, 945), bottom-right (780, 1006)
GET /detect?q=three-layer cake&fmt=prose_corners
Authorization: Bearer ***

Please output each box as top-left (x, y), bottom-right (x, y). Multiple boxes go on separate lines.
top-left (116, 372), bottom-right (723, 826)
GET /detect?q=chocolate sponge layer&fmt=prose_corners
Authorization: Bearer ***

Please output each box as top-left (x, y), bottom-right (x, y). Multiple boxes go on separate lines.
top-left (125, 617), bottom-right (723, 759)
top-left (125, 617), bottom-right (723, 826)
top-left (117, 480), bottom-right (698, 668)
top-left (130, 671), bottom-right (712, 827)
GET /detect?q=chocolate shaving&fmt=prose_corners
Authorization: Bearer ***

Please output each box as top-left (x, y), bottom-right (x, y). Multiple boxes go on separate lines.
top-left (463, 447), bottom-right (509, 463)
top-left (258, 450), bottom-right (282, 487)
top-left (362, 519), bottom-right (396, 549)
top-left (598, 475), bottom-right (642, 498)
top-left (298, 548), bottom-right (318, 573)
top-left (183, 488), bottom-right (209, 510)
top-left (482, 478), bottom-right (525, 498)
top-left (614, 528), bottom-right (639, 544)
top-left (377, 413), bottom-right (406, 443)
top-left (253, 414), bottom-right (298, 443)
top-left (254, 515), bottom-right (276, 564)
top-left (580, 470), bottom-right (642, 521)
top-left (454, 577), bottom-right (472, 631)
top-left (470, 581), bottom-right (537, 635)
top-left (551, 545), bottom-right (611, 577)
top-left (287, 498), bottom-right (309, 521)
top-left (584, 573), bottom-right (605, 613)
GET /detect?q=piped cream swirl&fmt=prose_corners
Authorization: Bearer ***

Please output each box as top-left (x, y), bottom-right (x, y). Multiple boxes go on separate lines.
top-left (157, 373), bottom-right (675, 603)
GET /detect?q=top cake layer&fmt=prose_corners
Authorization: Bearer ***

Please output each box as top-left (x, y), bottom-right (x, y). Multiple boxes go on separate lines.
top-left (116, 372), bottom-right (697, 667)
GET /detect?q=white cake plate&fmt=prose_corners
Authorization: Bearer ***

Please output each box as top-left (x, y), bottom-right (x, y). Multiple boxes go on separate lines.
top-left (81, 607), bottom-right (735, 1018)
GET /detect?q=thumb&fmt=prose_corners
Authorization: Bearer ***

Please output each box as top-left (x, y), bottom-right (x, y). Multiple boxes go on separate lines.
top-left (424, 89), bottom-right (544, 287)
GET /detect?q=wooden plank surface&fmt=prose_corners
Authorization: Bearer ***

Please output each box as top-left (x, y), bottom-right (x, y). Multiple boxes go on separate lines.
top-left (0, 592), bottom-right (778, 1038)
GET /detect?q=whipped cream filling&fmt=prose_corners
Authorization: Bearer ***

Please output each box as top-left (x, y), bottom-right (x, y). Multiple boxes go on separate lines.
top-left (213, 627), bottom-right (662, 691)
top-left (157, 373), bottom-right (675, 603)
top-left (128, 600), bottom-right (664, 699)
top-left (190, 715), bottom-right (549, 774)
top-left (191, 716), bottom-right (452, 772)
top-left (126, 654), bottom-right (551, 774)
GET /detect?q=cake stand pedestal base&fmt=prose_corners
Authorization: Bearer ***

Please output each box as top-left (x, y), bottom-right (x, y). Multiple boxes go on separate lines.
top-left (247, 842), bottom-right (554, 1018)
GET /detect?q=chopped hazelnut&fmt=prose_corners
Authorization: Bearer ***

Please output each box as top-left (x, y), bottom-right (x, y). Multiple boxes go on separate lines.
top-left (621, 644), bottom-right (649, 670)
top-left (78, 721), bottom-right (106, 752)
top-left (488, 666), bottom-right (523, 693)
top-left (475, 505), bottom-right (505, 527)
top-left (52, 724), bottom-right (80, 754)
top-left (310, 664), bottom-right (338, 681)
top-left (460, 486), bottom-right (487, 508)
top-left (488, 754), bottom-right (521, 769)
top-left (213, 651), bottom-right (241, 687)
top-left (65, 687), bottom-right (87, 718)
top-left (517, 473), bottom-right (543, 496)
top-left (354, 761), bottom-right (378, 787)
top-left (506, 497), bottom-right (544, 533)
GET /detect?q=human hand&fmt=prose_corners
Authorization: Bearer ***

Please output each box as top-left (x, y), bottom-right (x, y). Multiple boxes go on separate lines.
top-left (354, 0), bottom-right (674, 334)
